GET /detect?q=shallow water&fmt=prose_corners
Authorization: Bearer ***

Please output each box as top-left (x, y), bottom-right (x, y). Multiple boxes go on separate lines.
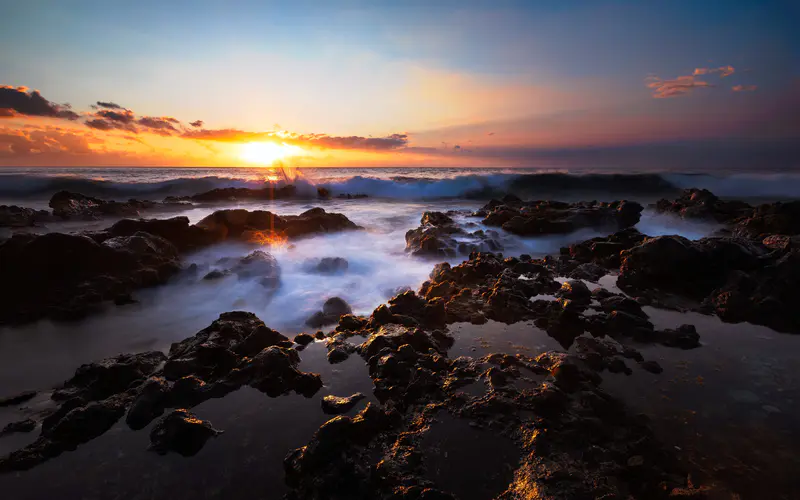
top-left (4, 190), bottom-right (788, 498)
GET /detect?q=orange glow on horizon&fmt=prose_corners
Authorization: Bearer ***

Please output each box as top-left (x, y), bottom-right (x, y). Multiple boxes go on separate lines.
top-left (239, 141), bottom-right (303, 166)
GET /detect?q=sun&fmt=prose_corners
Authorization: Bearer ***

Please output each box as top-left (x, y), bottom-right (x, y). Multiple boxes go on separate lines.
top-left (239, 141), bottom-right (302, 165)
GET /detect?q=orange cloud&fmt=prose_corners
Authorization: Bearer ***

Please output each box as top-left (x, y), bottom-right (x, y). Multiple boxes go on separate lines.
top-left (646, 75), bottom-right (714, 98)
top-left (183, 128), bottom-right (409, 151)
top-left (693, 65), bottom-right (735, 77)
top-left (732, 84), bottom-right (757, 92)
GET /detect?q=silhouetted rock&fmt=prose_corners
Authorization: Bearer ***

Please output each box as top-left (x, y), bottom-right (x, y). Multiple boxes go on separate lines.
top-left (149, 409), bottom-right (222, 456)
top-left (0, 205), bottom-right (52, 227)
top-left (306, 297), bottom-right (354, 328)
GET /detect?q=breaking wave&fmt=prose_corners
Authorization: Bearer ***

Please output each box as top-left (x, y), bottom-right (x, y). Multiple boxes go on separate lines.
top-left (1, 170), bottom-right (799, 201)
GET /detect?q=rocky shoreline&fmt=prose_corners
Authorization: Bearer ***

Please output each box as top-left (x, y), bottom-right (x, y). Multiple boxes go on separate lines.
top-left (1, 186), bottom-right (798, 498)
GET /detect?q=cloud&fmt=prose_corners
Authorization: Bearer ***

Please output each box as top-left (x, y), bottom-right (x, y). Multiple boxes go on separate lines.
top-left (0, 126), bottom-right (92, 155)
top-left (0, 108), bottom-right (19, 118)
top-left (93, 101), bottom-right (125, 110)
top-left (693, 65), bottom-right (735, 78)
top-left (0, 85), bottom-right (80, 120)
top-left (732, 84), bottom-right (757, 92)
top-left (183, 128), bottom-right (409, 151)
top-left (85, 107), bottom-right (138, 133)
top-left (189, 120), bottom-right (204, 127)
top-left (646, 75), bottom-right (714, 98)
top-left (137, 116), bottom-right (180, 136)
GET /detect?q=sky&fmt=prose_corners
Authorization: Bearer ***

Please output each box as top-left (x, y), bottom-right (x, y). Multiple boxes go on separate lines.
top-left (1, 0), bottom-right (798, 169)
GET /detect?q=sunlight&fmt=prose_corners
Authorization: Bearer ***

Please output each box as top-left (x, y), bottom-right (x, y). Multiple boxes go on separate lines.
top-left (239, 141), bottom-right (302, 166)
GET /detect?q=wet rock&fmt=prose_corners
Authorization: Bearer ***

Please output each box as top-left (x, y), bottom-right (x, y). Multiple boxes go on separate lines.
top-left (0, 231), bottom-right (181, 325)
top-left (618, 235), bottom-right (763, 299)
top-left (149, 409), bottom-right (222, 456)
top-left (568, 262), bottom-right (607, 282)
top-left (655, 324), bottom-right (701, 349)
top-left (126, 377), bottom-right (171, 430)
top-left (640, 360), bottom-right (664, 374)
top-left (230, 250), bottom-right (281, 288)
top-left (0, 205), bottom-right (52, 227)
top-left (733, 200), bottom-right (800, 239)
top-left (165, 311), bottom-right (267, 381)
top-left (307, 257), bottom-right (349, 274)
top-left (196, 207), bottom-right (362, 243)
top-left (481, 198), bottom-right (643, 236)
top-left (321, 393), bottom-right (366, 414)
top-left (52, 351), bottom-right (166, 402)
top-left (49, 191), bottom-right (151, 219)
top-left (654, 188), bottom-right (752, 223)
top-left (563, 227), bottom-right (648, 268)
top-left (102, 216), bottom-right (219, 252)
top-left (239, 346), bottom-right (323, 397)
top-left (0, 390), bottom-right (37, 407)
top-left (294, 333), bottom-right (315, 346)
top-left (306, 297), bottom-right (354, 328)
top-left (405, 211), bottom-right (502, 258)
top-left (202, 269), bottom-right (229, 280)
top-left (555, 279), bottom-right (592, 303)
top-left (0, 419), bottom-right (36, 437)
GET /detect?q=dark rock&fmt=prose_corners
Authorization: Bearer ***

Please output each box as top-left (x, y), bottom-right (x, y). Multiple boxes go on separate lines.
top-left (654, 188), bottom-right (752, 223)
top-left (0, 205), bottom-right (52, 227)
top-left (306, 297), bottom-right (354, 328)
top-left (0, 419), bottom-right (36, 436)
top-left (196, 207), bottom-right (362, 243)
top-left (294, 333), bottom-right (315, 346)
top-left (481, 198), bottom-right (642, 236)
top-left (49, 191), bottom-right (153, 219)
top-left (52, 351), bottom-right (166, 402)
top-left (640, 360), bottom-right (664, 374)
top-left (230, 250), bottom-right (280, 288)
top-left (0, 231), bottom-right (181, 325)
top-left (203, 269), bottom-right (229, 280)
top-left (405, 211), bottom-right (502, 258)
top-left (184, 184), bottom-right (298, 202)
top-left (321, 393), bottom-right (366, 414)
top-left (0, 390), bottom-right (37, 407)
top-left (308, 257), bottom-right (349, 274)
top-left (733, 200), bottom-right (800, 239)
top-left (568, 262), bottom-right (607, 282)
top-left (126, 377), bottom-right (171, 430)
top-left (149, 409), bottom-right (222, 456)
top-left (564, 227), bottom-right (647, 268)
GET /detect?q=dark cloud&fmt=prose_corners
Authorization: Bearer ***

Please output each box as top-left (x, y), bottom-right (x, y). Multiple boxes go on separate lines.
top-left (97, 108), bottom-right (135, 123)
top-left (137, 116), bottom-right (180, 136)
top-left (0, 85), bottom-right (80, 120)
top-left (94, 101), bottom-right (125, 110)
top-left (189, 120), bottom-right (204, 127)
top-left (86, 107), bottom-right (138, 133)
top-left (0, 108), bottom-right (19, 118)
top-left (183, 128), bottom-right (409, 151)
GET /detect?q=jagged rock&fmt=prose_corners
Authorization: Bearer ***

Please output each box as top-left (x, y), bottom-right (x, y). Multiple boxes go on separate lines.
top-left (294, 333), bottom-right (315, 346)
top-left (0, 419), bottom-right (36, 436)
top-left (306, 257), bottom-right (349, 274)
top-left (52, 351), bottom-right (166, 402)
top-left (306, 297), bottom-right (354, 328)
top-left (0, 205), bottom-right (52, 227)
top-left (321, 393), bottom-right (366, 414)
top-left (149, 409), bottom-right (222, 456)
top-left (480, 198), bottom-right (642, 236)
top-left (0, 231), bottom-right (181, 324)
top-left (0, 390), bottom-right (37, 407)
top-left (405, 211), bottom-right (502, 258)
top-left (49, 191), bottom-right (153, 219)
top-left (196, 207), bottom-right (362, 242)
top-left (654, 188), bottom-right (752, 223)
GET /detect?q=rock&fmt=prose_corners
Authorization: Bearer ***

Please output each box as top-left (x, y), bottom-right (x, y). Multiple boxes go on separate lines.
top-left (0, 419), bottom-right (36, 436)
top-left (639, 360), bottom-right (663, 374)
top-left (184, 184), bottom-right (298, 202)
top-left (405, 211), bottom-right (502, 258)
top-left (556, 280), bottom-right (592, 302)
top-left (618, 235), bottom-right (763, 299)
top-left (230, 250), bottom-right (280, 288)
top-left (654, 188), bottom-right (752, 223)
top-left (308, 257), bottom-right (349, 274)
top-left (306, 297), bottom-right (354, 328)
top-left (0, 231), bottom-right (181, 325)
top-left (0, 390), bottom-right (37, 407)
top-left (568, 262), bottom-right (607, 282)
top-left (49, 191), bottom-right (153, 219)
top-left (126, 377), bottom-right (171, 430)
top-left (149, 409), bottom-right (222, 456)
top-left (196, 207), bottom-right (362, 243)
top-left (564, 227), bottom-right (648, 268)
top-left (52, 351), bottom-right (166, 402)
top-left (203, 269), bottom-right (229, 280)
top-left (321, 393), bottom-right (366, 414)
top-left (733, 200), bottom-right (800, 239)
top-left (102, 216), bottom-right (219, 252)
top-left (294, 333), bottom-right (315, 346)
top-left (656, 324), bottom-right (701, 349)
top-left (0, 205), bottom-right (52, 227)
top-left (480, 199), bottom-right (642, 236)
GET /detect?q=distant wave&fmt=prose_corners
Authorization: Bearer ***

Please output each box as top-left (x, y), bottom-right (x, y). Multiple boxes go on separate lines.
top-left (1, 171), bottom-right (799, 201)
